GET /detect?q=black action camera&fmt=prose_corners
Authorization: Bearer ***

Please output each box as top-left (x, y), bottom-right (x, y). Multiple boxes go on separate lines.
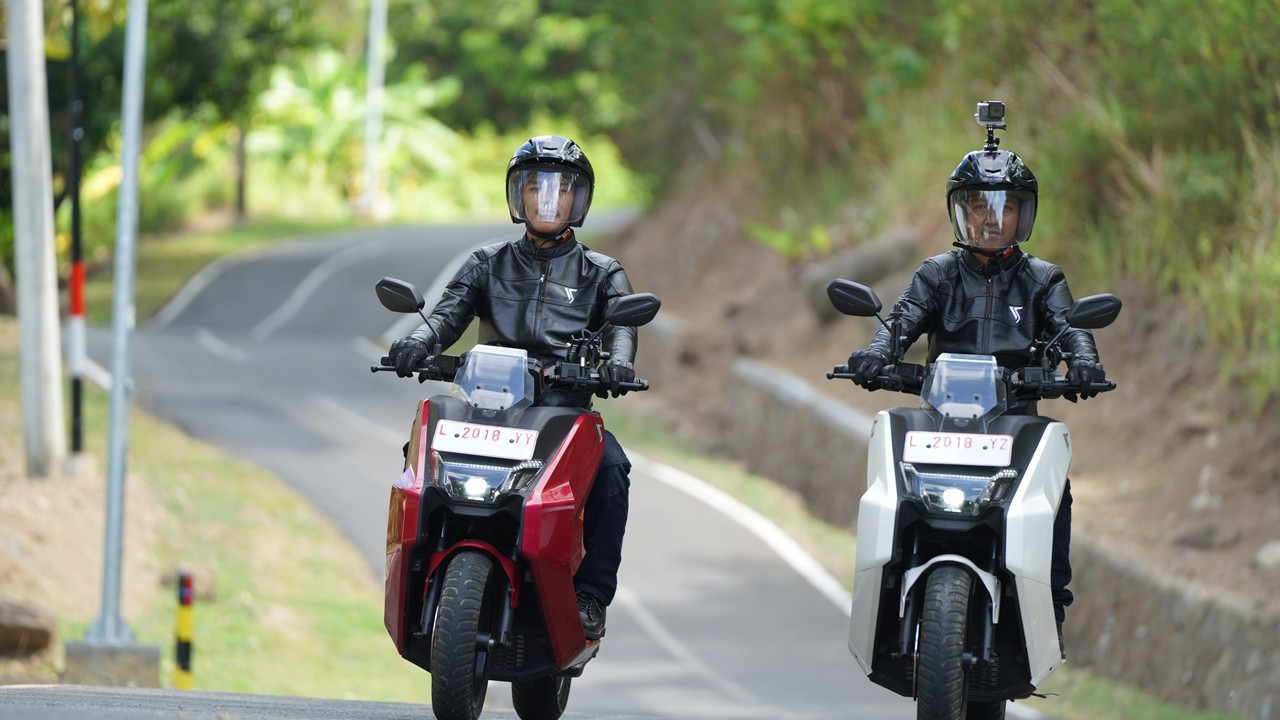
top-left (975, 100), bottom-right (1006, 130)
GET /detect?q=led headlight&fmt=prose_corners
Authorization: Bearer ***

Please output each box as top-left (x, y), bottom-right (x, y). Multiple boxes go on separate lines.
top-left (431, 453), bottom-right (544, 504)
top-left (900, 463), bottom-right (1019, 515)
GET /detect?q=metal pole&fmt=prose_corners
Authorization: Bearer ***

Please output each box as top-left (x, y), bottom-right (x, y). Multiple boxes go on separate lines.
top-left (88, 0), bottom-right (149, 644)
top-left (173, 572), bottom-right (194, 689)
top-left (359, 0), bottom-right (388, 217)
top-left (69, 0), bottom-right (86, 456)
top-left (6, 0), bottom-right (68, 478)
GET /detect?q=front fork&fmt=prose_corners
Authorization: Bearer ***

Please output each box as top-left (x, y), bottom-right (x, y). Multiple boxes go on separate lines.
top-left (896, 540), bottom-right (1001, 665)
top-left (416, 518), bottom-right (522, 650)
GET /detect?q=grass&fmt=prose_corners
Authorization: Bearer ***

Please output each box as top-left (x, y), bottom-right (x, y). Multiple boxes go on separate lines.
top-left (13, 219), bottom-right (1248, 718)
top-left (0, 318), bottom-right (429, 701)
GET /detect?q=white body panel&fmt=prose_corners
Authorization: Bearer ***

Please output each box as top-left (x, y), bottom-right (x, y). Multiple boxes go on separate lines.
top-left (1007, 421), bottom-right (1071, 685)
top-left (847, 412), bottom-right (898, 672)
top-left (847, 412), bottom-right (1071, 691)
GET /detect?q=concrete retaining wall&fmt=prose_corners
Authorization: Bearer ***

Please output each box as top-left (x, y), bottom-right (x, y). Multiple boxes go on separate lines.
top-left (638, 316), bottom-right (1278, 720)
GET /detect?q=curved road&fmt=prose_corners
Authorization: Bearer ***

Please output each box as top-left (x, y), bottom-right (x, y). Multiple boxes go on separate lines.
top-left (38, 219), bottom-right (917, 719)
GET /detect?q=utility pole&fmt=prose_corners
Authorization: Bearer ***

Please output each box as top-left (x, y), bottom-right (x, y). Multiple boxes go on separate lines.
top-left (7, 0), bottom-right (68, 478)
top-left (68, 0), bottom-right (88, 458)
top-left (88, 0), bottom-right (149, 646)
top-left (359, 0), bottom-right (388, 218)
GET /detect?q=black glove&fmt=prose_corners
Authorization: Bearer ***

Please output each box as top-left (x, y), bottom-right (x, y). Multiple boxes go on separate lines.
top-left (389, 337), bottom-right (432, 378)
top-left (1066, 359), bottom-right (1106, 399)
top-left (846, 348), bottom-right (890, 389)
top-left (599, 361), bottom-right (635, 397)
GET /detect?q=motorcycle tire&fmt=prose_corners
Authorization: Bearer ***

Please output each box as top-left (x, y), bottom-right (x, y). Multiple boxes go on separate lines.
top-left (916, 565), bottom-right (974, 720)
top-left (430, 551), bottom-right (497, 720)
top-left (966, 700), bottom-right (1006, 720)
top-left (511, 675), bottom-right (572, 720)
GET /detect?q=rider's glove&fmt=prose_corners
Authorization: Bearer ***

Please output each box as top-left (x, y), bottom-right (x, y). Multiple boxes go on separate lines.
top-left (1066, 359), bottom-right (1106, 399)
top-left (847, 348), bottom-right (890, 389)
top-left (599, 361), bottom-right (635, 397)
top-left (389, 337), bottom-right (432, 378)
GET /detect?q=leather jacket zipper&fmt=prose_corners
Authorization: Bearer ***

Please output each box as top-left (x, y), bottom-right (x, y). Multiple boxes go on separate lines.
top-left (534, 261), bottom-right (549, 340)
top-left (982, 276), bottom-right (994, 355)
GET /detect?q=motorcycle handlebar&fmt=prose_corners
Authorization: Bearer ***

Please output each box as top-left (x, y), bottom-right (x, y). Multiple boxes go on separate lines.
top-left (371, 355), bottom-right (651, 395)
top-left (827, 362), bottom-right (1117, 400)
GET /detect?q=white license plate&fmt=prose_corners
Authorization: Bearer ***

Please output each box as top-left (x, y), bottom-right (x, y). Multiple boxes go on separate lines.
top-left (902, 431), bottom-right (1013, 467)
top-left (432, 420), bottom-right (539, 461)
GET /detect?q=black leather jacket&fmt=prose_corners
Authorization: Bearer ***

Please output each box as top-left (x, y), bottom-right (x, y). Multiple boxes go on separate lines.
top-left (867, 248), bottom-right (1099, 372)
top-left (408, 231), bottom-right (637, 375)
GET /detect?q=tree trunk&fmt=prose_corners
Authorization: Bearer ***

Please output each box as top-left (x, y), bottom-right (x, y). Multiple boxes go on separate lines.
top-left (0, 261), bottom-right (15, 315)
top-left (235, 122), bottom-right (248, 222)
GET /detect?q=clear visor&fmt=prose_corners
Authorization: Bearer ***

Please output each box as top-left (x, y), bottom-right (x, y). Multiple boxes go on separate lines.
top-left (507, 167), bottom-right (591, 226)
top-left (950, 189), bottom-right (1036, 247)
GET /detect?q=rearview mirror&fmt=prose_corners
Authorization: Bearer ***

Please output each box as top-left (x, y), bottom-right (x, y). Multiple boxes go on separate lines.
top-left (1066, 293), bottom-right (1122, 330)
top-left (605, 293), bottom-right (662, 328)
top-left (375, 277), bottom-right (426, 314)
top-left (827, 279), bottom-right (882, 318)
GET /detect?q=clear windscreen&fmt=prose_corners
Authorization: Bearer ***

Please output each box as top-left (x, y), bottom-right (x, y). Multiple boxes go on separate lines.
top-left (452, 345), bottom-right (535, 417)
top-left (919, 353), bottom-right (1008, 432)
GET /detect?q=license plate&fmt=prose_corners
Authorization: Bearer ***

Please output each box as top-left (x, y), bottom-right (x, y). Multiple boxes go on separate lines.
top-left (903, 431), bottom-right (1013, 466)
top-left (432, 420), bottom-right (539, 461)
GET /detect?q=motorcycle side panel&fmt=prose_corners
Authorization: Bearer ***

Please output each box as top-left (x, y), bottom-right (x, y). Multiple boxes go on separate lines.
top-left (384, 399), bottom-right (430, 652)
top-left (1006, 421), bottom-right (1070, 686)
top-left (522, 413), bottom-right (606, 668)
top-left (848, 411), bottom-right (899, 673)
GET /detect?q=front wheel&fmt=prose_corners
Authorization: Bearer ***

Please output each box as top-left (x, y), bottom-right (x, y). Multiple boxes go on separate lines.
top-left (431, 551), bottom-right (497, 720)
top-left (916, 565), bottom-right (974, 720)
top-left (511, 675), bottom-right (571, 720)
top-left (966, 700), bottom-right (1006, 720)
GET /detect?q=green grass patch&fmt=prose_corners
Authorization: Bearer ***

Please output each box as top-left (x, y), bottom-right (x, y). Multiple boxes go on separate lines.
top-left (69, 358), bottom-right (428, 700)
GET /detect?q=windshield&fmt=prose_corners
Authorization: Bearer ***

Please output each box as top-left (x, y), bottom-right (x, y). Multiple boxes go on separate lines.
top-left (452, 345), bottom-right (535, 420)
top-left (919, 354), bottom-right (1007, 432)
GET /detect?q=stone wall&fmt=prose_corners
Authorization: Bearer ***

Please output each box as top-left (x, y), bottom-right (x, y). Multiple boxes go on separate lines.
top-left (638, 316), bottom-right (1279, 720)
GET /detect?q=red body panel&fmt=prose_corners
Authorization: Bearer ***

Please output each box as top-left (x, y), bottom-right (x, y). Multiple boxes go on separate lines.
top-left (383, 400), bottom-right (430, 652)
top-left (521, 413), bottom-right (605, 667)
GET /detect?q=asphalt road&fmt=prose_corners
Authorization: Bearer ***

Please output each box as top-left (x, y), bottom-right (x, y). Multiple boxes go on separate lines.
top-left (54, 218), bottom-right (918, 719)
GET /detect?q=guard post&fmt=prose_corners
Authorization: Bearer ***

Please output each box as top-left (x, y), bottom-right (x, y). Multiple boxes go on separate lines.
top-left (173, 571), bottom-right (193, 689)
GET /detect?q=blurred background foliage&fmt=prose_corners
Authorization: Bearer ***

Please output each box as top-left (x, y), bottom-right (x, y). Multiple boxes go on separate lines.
top-left (2, 0), bottom-right (1280, 403)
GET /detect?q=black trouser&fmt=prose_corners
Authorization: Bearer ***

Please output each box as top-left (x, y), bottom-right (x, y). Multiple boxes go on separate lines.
top-left (1052, 478), bottom-right (1073, 623)
top-left (574, 430), bottom-right (631, 607)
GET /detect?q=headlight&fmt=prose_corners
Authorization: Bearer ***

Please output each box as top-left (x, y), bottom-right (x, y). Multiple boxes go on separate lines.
top-left (900, 463), bottom-right (1019, 515)
top-left (431, 452), bottom-right (544, 504)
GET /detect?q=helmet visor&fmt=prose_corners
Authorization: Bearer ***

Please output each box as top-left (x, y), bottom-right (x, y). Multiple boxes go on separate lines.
top-left (950, 189), bottom-right (1036, 248)
top-left (507, 167), bottom-right (591, 227)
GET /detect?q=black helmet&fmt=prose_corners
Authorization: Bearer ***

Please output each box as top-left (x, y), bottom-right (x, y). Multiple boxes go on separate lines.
top-left (946, 149), bottom-right (1038, 250)
top-left (506, 136), bottom-right (595, 235)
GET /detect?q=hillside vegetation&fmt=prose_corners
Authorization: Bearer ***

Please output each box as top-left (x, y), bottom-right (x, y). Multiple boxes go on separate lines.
top-left (564, 0), bottom-right (1280, 410)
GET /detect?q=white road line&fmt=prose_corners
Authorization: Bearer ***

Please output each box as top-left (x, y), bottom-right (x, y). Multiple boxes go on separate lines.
top-left (381, 237), bottom-right (504, 344)
top-left (612, 585), bottom-right (785, 713)
top-left (251, 240), bottom-right (387, 341)
top-left (150, 253), bottom-right (255, 330)
top-left (196, 328), bottom-right (248, 364)
top-left (352, 335), bottom-right (387, 363)
top-left (311, 395), bottom-right (405, 447)
top-left (633, 454), bottom-right (854, 617)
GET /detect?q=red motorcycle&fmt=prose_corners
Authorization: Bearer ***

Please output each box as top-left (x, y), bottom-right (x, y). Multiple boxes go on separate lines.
top-left (374, 277), bottom-right (659, 720)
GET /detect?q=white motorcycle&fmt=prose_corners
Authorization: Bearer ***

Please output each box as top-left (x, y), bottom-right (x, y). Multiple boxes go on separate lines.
top-left (826, 279), bottom-right (1120, 720)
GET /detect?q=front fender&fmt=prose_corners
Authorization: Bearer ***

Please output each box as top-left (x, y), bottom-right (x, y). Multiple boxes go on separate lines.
top-left (901, 555), bottom-right (1001, 623)
top-left (426, 541), bottom-right (520, 607)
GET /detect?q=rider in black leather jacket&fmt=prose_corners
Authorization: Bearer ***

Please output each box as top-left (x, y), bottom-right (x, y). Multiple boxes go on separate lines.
top-left (387, 136), bottom-right (635, 639)
top-left (846, 123), bottom-right (1107, 629)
